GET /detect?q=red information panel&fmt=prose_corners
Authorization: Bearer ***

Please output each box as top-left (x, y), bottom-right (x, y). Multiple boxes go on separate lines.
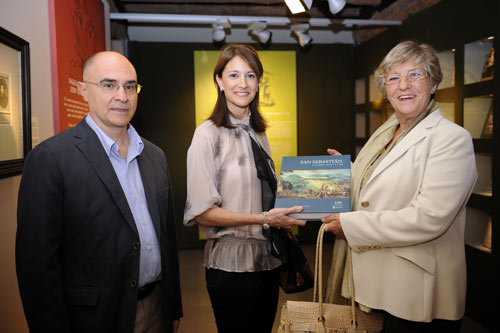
top-left (49, 0), bottom-right (106, 133)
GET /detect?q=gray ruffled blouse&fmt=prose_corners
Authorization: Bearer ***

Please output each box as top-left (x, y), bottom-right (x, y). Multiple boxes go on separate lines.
top-left (183, 114), bottom-right (281, 272)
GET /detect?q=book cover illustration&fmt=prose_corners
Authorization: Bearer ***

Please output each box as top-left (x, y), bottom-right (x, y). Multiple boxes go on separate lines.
top-left (275, 155), bottom-right (351, 220)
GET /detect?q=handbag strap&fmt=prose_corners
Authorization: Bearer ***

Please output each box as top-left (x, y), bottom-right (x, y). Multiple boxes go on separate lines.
top-left (347, 242), bottom-right (358, 328)
top-left (314, 224), bottom-right (358, 329)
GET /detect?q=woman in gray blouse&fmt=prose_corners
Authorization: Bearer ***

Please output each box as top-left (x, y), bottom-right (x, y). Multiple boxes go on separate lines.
top-left (184, 44), bottom-right (304, 333)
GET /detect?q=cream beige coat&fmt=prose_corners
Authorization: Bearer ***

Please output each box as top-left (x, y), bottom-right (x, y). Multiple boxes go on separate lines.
top-left (341, 110), bottom-right (477, 322)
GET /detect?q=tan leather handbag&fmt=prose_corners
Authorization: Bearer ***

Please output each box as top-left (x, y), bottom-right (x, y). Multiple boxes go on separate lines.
top-left (277, 224), bottom-right (384, 333)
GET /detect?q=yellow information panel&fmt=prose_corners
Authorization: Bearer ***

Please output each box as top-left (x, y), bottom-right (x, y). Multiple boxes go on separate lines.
top-left (194, 50), bottom-right (298, 239)
top-left (194, 50), bottom-right (297, 174)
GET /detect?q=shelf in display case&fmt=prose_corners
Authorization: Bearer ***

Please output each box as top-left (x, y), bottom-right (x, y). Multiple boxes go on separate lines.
top-left (465, 207), bottom-right (492, 254)
top-left (464, 95), bottom-right (493, 139)
top-left (472, 152), bottom-right (492, 199)
top-left (468, 193), bottom-right (493, 213)
top-left (467, 243), bottom-right (492, 254)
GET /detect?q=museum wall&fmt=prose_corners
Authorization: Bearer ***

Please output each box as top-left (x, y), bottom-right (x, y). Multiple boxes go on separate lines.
top-left (0, 0), bottom-right (54, 332)
top-left (129, 42), bottom-right (354, 248)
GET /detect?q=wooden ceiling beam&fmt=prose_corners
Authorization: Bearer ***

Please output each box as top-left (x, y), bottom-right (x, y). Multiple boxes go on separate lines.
top-left (346, 0), bottom-right (382, 6)
top-left (353, 0), bottom-right (441, 43)
top-left (119, 0), bottom-right (379, 4)
top-left (119, 0), bottom-right (285, 4)
top-left (122, 4), bottom-right (290, 16)
top-left (120, 4), bottom-right (361, 18)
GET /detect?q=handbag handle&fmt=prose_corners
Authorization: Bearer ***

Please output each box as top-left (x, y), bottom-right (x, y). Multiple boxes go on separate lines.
top-left (313, 223), bottom-right (358, 329)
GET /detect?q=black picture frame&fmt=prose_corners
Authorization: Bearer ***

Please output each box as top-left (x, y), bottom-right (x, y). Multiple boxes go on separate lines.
top-left (0, 26), bottom-right (31, 179)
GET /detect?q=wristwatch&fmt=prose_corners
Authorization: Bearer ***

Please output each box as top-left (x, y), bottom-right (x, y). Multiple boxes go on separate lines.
top-left (262, 211), bottom-right (270, 230)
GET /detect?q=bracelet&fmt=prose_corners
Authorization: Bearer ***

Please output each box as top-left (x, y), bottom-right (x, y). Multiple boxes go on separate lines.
top-left (262, 211), bottom-right (270, 230)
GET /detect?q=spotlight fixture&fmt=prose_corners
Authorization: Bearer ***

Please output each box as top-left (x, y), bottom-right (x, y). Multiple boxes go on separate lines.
top-left (327, 0), bottom-right (346, 14)
top-left (248, 21), bottom-right (272, 44)
top-left (284, 0), bottom-right (313, 14)
top-left (212, 17), bottom-right (231, 42)
top-left (291, 23), bottom-right (312, 48)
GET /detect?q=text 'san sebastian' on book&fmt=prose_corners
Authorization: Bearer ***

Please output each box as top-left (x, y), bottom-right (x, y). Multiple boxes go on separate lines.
top-left (275, 155), bottom-right (351, 220)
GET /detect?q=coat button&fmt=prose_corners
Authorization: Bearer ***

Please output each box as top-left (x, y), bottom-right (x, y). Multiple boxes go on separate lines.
top-left (130, 280), bottom-right (138, 288)
top-left (134, 242), bottom-right (140, 250)
top-left (361, 201), bottom-right (369, 207)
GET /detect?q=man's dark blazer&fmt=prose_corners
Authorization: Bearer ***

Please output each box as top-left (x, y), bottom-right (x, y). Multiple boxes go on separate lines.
top-left (16, 119), bottom-right (183, 332)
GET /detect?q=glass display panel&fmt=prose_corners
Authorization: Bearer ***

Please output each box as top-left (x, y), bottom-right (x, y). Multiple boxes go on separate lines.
top-left (355, 78), bottom-right (366, 105)
top-left (465, 207), bottom-right (492, 253)
top-left (369, 110), bottom-right (382, 135)
top-left (369, 74), bottom-right (383, 102)
top-left (473, 152), bottom-right (492, 197)
top-left (437, 49), bottom-right (455, 88)
top-left (464, 37), bottom-right (494, 84)
top-left (464, 95), bottom-right (493, 138)
top-left (355, 112), bottom-right (366, 138)
top-left (439, 102), bottom-right (455, 122)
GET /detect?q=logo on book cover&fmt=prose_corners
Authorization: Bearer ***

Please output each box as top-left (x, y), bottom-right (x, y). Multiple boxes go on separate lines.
top-left (332, 201), bottom-right (344, 209)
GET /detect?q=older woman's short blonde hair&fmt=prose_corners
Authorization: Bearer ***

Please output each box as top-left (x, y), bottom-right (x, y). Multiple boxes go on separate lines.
top-left (375, 40), bottom-right (443, 95)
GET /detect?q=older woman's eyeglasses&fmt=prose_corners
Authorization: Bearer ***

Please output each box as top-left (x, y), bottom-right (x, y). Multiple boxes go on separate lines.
top-left (384, 69), bottom-right (429, 85)
top-left (83, 80), bottom-right (143, 94)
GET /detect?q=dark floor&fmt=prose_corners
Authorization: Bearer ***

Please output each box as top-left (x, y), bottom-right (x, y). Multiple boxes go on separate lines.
top-left (177, 244), bottom-right (490, 333)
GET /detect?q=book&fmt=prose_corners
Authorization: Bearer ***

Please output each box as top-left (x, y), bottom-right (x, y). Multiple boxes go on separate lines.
top-left (274, 155), bottom-right (351, 220)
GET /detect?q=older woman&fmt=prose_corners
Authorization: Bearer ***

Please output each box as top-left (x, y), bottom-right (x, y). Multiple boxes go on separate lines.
top-left (322, 41), bottom-right (477, 332)
top-left (183, 44), bottom-right (304, 333)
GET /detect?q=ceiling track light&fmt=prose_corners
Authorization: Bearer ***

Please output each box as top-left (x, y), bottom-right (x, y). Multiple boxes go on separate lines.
top-left (248, 21), bottom-right (272, 44)
top-left (291, 23), bottom-right (313, 48)
top-left (327, 0), bottom-right (347, 14)
top-left (284, 0), bottom-right (313, 14)
top-left (212, 17), bottom-right (231, 42)
top-left (110, 13), bottom-right (403, 28)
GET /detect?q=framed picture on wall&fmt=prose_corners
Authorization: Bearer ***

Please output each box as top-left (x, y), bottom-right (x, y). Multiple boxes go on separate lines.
top-left (0, 26), bottom-right (31, 179)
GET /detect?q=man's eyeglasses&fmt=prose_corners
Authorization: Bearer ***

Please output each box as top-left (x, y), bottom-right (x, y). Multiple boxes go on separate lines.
top-left (83, 80), bottom-right (142, 95)
top-left (384, 69), bottom-right (429, 85)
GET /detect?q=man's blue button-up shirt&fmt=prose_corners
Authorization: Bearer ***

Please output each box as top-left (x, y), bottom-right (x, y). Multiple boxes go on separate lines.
top-left (86, 115), bottom-right (161, 287)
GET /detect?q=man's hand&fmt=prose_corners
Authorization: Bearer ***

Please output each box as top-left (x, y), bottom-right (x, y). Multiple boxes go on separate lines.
top-left (173, 319), bottom-right (180, 333)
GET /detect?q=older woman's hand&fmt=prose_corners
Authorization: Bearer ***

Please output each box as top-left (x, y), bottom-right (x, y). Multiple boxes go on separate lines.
top-left (321, 213), bottom-right (343, 235)
top-left (267, 206), bottom-right (306, 229)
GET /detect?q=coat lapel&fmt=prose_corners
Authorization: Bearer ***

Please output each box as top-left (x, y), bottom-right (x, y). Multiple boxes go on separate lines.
top-left (73, 121), bottom-right (139, 236)
top-left (366, 110), bottom-right (444, 186)
top-left (137, 147), bottom-right (161, 239)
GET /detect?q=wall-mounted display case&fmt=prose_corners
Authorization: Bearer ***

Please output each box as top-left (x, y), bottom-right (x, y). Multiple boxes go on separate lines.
top-left (437, 48), bottom-right (455, 89)
top-left (368, 73), bottom-right (382, 102)
top-left (438, 101), bottom-right (455, 122)
top-left (473, 152), bottom-right (492, 197)
top-left (352, 1), bottom-right (499, 329)
top-left (465, 37), bottom-right (494, 85)
top-left (465, 207), bottom-right (492, 253)
top-left (355, 112), bottom-right (366, 138)
top-left (355, 78), bottom-right (366, 105)
top-left (464, 95), bottom-right (493, 139)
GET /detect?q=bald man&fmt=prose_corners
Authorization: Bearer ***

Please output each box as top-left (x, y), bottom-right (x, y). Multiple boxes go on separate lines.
top-left (16, 52), bottom-right (182, 333)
